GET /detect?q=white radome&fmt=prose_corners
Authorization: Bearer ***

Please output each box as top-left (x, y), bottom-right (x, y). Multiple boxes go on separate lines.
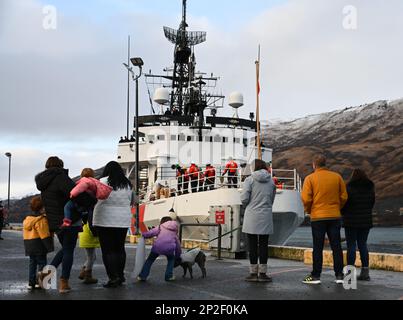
top-left (153, 88), bottom-right (170, 105)
top-left (229, 92), bottom-right (244, 109)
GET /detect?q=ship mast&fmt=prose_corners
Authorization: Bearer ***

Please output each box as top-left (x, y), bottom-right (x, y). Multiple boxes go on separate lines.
top-left (256, 45), bottom-right (262, 160)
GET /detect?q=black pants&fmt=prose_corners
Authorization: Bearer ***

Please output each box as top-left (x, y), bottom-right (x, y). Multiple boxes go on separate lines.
top-left (228, 173), bottom-right (238, 188)
top-left (177, 177), bottom-right (183, 193)
top-left (311, 219), bottom-right (344, 278)
top-left (247, 234), bottom-right (269, 265)
top-left (190, 179), bottom-right (198, 193)
top-left (97, 227), bottom-right (128, 281)
top-left (204, 178), bottom-right (215, 191)
top-left (345, 227), bottom-right (370, 267)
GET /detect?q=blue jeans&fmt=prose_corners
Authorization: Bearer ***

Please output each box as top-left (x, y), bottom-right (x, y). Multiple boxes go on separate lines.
top-left (345, 227), bottom-right (370, 267)
top-left (64, 200), bottom-right (77, 221)
top-left (139, 251), bottom-right (175, 281)
top-left (311, 219), bottom-right (344, 278)
top-left (51, 227), bottom-right (79, 280)
top-left (29, 255), bottom-right (47, 284)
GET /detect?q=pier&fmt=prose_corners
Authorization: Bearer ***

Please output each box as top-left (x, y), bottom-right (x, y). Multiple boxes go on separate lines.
top-left (1, 230), bottom-right (402, 300)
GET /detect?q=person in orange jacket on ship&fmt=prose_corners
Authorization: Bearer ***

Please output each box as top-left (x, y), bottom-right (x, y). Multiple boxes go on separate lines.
top-left (223, 157), bottom-right (239, 188)
top-left (301, 154), bottom-right (348, 285)
top-left (188, 162), bottom-right (200, 193)
top-left (204, 164), bottom-right (216, 191)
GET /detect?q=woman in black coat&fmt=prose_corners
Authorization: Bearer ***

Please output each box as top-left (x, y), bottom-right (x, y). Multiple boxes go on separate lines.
top-left (341, 169), bottom-right (375, 281)
top-left (35, 157), bottom-right (79, 293)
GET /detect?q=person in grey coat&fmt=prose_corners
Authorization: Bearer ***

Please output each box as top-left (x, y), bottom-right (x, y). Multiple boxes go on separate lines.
top-left (241, 159), bottom-right (276, 282)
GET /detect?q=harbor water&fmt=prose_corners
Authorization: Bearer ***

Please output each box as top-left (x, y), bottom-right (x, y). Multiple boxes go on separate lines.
top-left (285, 227), bottom-right (403, 255)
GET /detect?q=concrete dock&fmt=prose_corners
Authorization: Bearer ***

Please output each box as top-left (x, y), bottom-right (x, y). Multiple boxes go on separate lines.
top-left (1, 230), bottom-right (402, 300)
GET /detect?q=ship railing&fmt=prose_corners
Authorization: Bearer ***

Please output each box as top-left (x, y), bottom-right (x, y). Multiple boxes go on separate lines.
top-left (138, 167), bottom-right (302, 203)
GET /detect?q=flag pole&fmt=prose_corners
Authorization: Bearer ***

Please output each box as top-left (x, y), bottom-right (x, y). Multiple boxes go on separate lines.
top-left (255, 45), bottom-right (262, 160)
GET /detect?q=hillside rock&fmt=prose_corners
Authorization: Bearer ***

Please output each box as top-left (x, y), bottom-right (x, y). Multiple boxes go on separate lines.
top-left (263, 99), bottom-right (403, 218)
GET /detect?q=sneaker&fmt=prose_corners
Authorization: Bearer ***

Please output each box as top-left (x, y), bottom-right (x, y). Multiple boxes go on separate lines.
top-left (136, 276), bottom-right (146, 282)
top-left (27, 283), bottom-right (35, 291)
top-left (165, 276), bottom-right (176, 282)
top-left (61, 218), bottom-right (72, 228)
top-left (302, 274), bottom-right (321, 285)
top-left (103, 279), bottom-right (120, 288)
top-left (335, 275), bottom-right (344, 284)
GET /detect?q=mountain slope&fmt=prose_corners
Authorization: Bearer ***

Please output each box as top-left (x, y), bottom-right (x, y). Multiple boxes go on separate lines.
top-left (264, 99), bottom-right (403, 216)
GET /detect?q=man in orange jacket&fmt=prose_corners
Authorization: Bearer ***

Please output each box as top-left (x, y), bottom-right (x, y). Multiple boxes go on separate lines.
top-left (204, 164), bottom-right (216, 191)
top-left (223, 157), bottom-right (238, 188)
top-left (301, 154), bottom-right (348, 285)
top-left (188, 162), bottom-right (200, 193)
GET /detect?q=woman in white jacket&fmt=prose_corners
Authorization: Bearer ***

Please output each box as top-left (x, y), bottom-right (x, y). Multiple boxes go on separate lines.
top-left (93, 161), bottom-right (134, 288)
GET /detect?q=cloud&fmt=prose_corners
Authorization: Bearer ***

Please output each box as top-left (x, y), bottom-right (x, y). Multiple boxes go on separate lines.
top-left (1, 0), bottom-right (403, 197)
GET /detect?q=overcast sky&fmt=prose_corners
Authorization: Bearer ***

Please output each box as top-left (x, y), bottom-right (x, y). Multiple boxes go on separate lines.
top-left (1, 0), bottom-right (403, 199)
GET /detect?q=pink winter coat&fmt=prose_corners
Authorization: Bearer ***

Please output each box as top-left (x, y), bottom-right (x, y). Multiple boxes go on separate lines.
top-left (70, 177), bottom-right (112, 200)
top-left (143, 221), bottom-right (182, 258)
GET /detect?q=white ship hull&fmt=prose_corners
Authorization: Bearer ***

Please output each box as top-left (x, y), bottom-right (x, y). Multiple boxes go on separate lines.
top-left (138, 188), bottom-right (304, 246)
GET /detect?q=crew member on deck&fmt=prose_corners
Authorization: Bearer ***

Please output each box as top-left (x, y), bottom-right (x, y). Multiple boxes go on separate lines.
top-left (204, 164), bottom-right (216, 191)
top-left (175, 165), bottom-right (187, 195)
top-left (188, 162), bottom-right (200, 193)
top-left (223, 157), bottom-right (239, 188)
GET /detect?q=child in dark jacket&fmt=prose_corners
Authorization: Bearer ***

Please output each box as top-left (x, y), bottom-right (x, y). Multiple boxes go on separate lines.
top-left (23, 196), bottom-right (54, 290)
top-left (137, 217), bottom-right (182, 282)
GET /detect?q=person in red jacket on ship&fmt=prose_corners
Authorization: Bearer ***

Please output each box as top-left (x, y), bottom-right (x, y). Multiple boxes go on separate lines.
top-left (188, 162), bottom-right (200, 193)
top-left (204, 164), bottom-right (216, 191)
top-left (223, 157), bottom-right (239, 188)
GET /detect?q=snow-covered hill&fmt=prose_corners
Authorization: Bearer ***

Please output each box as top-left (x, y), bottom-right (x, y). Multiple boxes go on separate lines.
top-left (263, 99), bottom-right (403, 215)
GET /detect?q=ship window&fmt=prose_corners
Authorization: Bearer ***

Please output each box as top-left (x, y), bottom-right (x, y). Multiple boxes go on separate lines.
top-left (148, 135), bottom-right (155, 142)
top-left (171, 135), bottom-right (177, 141)
top-left (178, 135), bottom-right (186, 141)
top-left (214, 136), bottom-right (221, 142)
top-left (197, 136), bottom-right (203, 142)
top-left (157, 135), bottom-right (165, 141)
top-left (243, 138), bottom-right (248, 146)
top-left (187, 136), bottom-right (194, 141)
top-left (234, 138), bottom-right (241, 143)
top-left (205, 136), bottom-right (213, 142)
top-left (222, 137), bottom-right (228, 143)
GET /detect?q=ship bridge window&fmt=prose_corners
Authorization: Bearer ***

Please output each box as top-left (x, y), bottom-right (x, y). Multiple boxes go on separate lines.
top-left (214, 135), bottom-right (221, 142)
top-left (171, 135), bottom-right (177, 141)
top-left (243, 138), bottom-right (248, 146)
top-left (234, 138), bottom-right (241, 144)
top-left (222, 137), bottom-right (228, 143)
top-left (148, 135), bottom-right (155, 142)
top-left (205, 136), bottom-right (213, 142)
top-left (197, 136), bottom-right (203, 142)
top-left (178, 135), bottom-right (186, 141)
top-left (187, 136), bottom-right (195, 142)
top-left (157, 135), bottom-right (165, 141)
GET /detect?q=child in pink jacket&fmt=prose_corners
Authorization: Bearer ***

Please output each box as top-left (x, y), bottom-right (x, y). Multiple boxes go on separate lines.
top-left (61, 168), bottom-right (112, 228)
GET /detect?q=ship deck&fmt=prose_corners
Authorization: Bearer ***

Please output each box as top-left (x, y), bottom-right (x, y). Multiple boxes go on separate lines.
top-left (1, 230), bottom-right (402, 300)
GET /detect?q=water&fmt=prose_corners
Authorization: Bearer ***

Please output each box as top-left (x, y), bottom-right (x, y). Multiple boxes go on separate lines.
top-left (285, 227), bottom-right (403, 254)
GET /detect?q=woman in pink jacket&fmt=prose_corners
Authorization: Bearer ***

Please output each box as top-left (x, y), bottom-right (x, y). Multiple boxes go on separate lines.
top-left (61, 168), bottom-right (112, 228)
top-left (137, 216), bottom-right (182, 282)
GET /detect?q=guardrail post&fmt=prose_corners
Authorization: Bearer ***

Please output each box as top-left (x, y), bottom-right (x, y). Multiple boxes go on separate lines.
top-left (217, 224), bottom-right (222, 260)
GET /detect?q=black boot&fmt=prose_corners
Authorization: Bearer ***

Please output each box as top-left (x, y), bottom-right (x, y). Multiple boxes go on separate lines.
top-left (357, 267), bottom-right (370, 281)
